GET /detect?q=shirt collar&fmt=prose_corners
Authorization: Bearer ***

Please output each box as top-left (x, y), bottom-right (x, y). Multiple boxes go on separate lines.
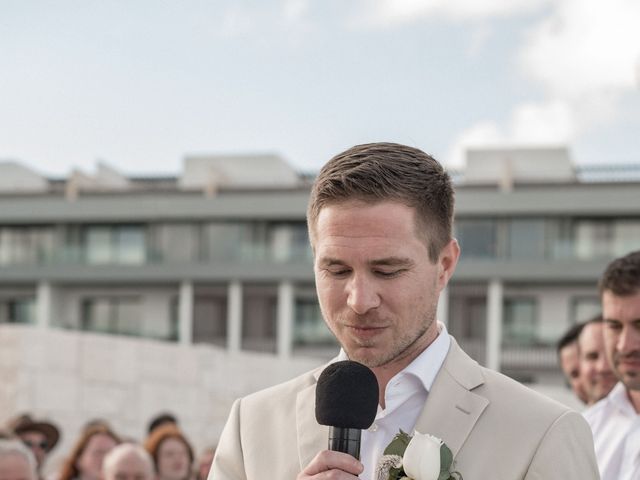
top-left (335, 322), bottom-right (451, 393)
top-left (608, 381), bottom-right (639, 417)
top-left (399, 322), bottom-right (451, 392)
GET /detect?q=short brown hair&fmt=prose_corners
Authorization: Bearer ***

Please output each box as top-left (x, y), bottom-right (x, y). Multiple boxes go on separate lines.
top-left (144, 424), bottom-right (194, 474)
top-left (307, 142), bottom-right (454, 262)
top-left (599, 250), bottom-right (640, 296)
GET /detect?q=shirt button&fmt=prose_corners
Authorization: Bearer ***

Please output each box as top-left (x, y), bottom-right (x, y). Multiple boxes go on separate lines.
top-left (369, 423), bottom-right (378, 432)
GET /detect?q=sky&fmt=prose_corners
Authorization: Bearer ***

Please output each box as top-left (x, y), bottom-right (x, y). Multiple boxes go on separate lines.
top-left (1, 0), bottom-right (639, 177)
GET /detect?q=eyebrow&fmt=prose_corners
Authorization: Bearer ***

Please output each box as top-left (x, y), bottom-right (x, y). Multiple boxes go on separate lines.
top-left (318, 256), bottom-right (415, 267)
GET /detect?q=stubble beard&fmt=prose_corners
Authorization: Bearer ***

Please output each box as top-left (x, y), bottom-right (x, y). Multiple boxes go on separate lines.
top-left (328, 299), bottom-right (439, 369)
top-left (614, 351), bottom-right (640, 391)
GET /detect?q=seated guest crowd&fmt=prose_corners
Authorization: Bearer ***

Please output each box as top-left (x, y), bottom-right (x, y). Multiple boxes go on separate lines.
top-left (0, 413), bottom-right (215, 480)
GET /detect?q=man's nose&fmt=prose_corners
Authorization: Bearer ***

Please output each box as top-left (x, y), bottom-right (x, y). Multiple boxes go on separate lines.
top-left (595, 352), bottom-right (612, 373)
top-left (618, 325), bottom-right (640, 356)
top-left (346, 273), bottom-right (380, 315)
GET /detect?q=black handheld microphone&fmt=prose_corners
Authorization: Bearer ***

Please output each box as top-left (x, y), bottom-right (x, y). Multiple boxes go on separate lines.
top-left (315, 360), bottom-right (379, 459)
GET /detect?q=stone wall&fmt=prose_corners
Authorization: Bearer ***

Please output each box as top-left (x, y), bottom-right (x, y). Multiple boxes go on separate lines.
top-left (0, 324), bottom-right (322, 476)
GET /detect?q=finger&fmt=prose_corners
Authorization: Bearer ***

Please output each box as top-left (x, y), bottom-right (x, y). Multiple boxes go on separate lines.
top-left (301, 450), bottom-right (363, 477)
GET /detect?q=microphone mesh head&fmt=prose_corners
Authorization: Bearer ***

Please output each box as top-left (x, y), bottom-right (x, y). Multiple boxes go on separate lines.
top-left (315, 360), bottom-right (379, 429)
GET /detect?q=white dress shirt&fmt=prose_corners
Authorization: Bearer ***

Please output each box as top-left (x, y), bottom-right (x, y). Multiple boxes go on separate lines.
top-left (584, 382), bottom-right (640, 480)
top-left (337, 323), bottom-right (451, 480)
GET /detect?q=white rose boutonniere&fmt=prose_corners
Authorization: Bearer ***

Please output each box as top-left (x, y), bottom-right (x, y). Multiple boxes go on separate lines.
top-left (376, 430), bottom-right (462, 480)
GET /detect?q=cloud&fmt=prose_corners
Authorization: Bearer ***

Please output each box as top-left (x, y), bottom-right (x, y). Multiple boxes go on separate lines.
top-left (282, 0), bottom-right (310, 24)
top-left (519, 0), bottom-right (640, 97)
top-left (447, 0), bottom-right (640, 166)
top-left (219, 7), bottom-right (257, 38)
top-left (356, 0), bottom-right (548, 27)
top-left (446, 100), bottom-right (574, 166)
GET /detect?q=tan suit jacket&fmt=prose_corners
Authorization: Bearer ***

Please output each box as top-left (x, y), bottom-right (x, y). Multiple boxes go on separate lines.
top-left (210, 337), bottom-right (599, 479)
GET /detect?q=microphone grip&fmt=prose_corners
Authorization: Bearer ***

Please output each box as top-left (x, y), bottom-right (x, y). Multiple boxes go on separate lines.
top-left (328, 426), bottom-right (362, 459)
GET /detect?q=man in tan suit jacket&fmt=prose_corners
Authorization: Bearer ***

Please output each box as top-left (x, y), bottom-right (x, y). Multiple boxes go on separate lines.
top-left (210, 143), bottom-right (599, 480)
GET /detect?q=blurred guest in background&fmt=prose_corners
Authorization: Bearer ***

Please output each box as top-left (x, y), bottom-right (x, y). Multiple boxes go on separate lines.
top-left (578, 315), bottom-right (617, 405)
top-left (195, 447), bottom-right (215, 480)
top-left (557, 321), bottom-right (588, 404)
top-left (144, 425), bottom-right (193, 480)
top-left (0, 439), bottom-right (38, 480)
top-left (57, 424), bottom-right (120, 480)
top-left (102, 444), bottom-right (154, 480)
top-left (7, 415), bottom-right (59, 479)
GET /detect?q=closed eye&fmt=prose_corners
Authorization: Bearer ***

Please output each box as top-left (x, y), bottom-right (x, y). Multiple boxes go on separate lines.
top-left (325, 268), bottom-right (351, 277)
top-left (374, 269), bottom-right (404, 278)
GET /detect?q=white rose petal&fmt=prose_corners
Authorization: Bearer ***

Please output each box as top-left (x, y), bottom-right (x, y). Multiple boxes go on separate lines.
top-left (402, 431), bottom-right (443, 480)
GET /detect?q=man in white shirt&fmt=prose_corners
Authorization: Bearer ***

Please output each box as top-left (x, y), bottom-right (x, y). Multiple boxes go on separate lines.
top-left (557, 322), bottom-right (589, 404)
top-left (584, 250), bottom-right (640, 480)
top-left (210, 142), bottom-right (598, 480)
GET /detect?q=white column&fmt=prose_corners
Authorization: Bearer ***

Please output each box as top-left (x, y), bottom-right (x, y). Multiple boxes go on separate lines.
top-left (227, 281), bottom-right (243, 353)
top-left (178, 281), bottom-right (194, 345)
top-left (277, 281), bottom-right (294, 359)
top-left (486, 279), bottom-right (503, 371)
top-left (437, 286), bottom-right (450, 327)
top-left (36, 281), bottom-right (52, 328)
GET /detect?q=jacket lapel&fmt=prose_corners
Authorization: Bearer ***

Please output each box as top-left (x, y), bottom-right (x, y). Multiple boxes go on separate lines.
top-left (413, 337), bottom-right (489, 458)
top-left (296, 370), bottom-right (329, 470)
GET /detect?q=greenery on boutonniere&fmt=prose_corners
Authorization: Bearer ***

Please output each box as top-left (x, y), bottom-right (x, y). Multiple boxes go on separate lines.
top-left (376, 430), bottom-right (462, 480)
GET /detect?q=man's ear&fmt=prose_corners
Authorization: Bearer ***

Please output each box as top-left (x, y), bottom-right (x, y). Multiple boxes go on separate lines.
top-left (437, 239), bottom-right (460, 290)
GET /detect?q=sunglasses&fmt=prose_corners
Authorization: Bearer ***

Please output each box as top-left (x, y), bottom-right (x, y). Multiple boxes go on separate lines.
top-left (23, 440), bottom-right (49, 450)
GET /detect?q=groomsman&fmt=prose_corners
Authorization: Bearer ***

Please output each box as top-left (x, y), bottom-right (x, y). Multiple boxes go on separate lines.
top-left (584, 250), bottom-right (640, 480)
top-left (557, 321), bottom-right (588, 404)
top-left (578, 316), bottom-right (617, 405)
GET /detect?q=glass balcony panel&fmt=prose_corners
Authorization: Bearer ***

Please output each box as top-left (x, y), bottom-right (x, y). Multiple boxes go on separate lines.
top-left (203, 223), bottom-right (246, 262)
top-left (0, 298), bottom-right (36, 324)
top-left (502, 298), bottom-right (537, 346)
top-left (574, 220), bottom-right (613, 260)
top-left (455, 220), bottom-right (497, 259)
top-left (293, 299), bottom-right (336, 346)
top-left (150, 223), bottom-right (198, 263)
top-left (613, 220), bottom-right (640, 257)
top-left (81, 297), bottom-right (143, 337)
top-left (85, 227), bottom-right (113, 264)
top-left (115, 226), bottom-right (146, 264)
top-left (508, 219), bottom-right (546, 259)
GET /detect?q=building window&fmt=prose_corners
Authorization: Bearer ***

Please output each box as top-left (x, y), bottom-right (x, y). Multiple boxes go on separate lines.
top-left (192, 294), bottom-right (228, 346)
top-left (571, 296), bottom-right (601, 324)
top-left (574, 220), bottom-right (614, 260)
top-left (202, 223), bottom-right (249, 262)
top-left (613, 220), bottom-right (640, 257)
top-left (269, 222), bottom-right (311, 263)
top-left (241, 285), bottom-right (278, 353)
top-left (455, 219), bottom-right (497, 259)
top-left (148, 223), bottom-right (199, 263)
top-left (293, 299), bottom-right (336, 346)
top-left (84, 225), bottom-right (146, 265)
top-left (81, 297), bottom-right (142, 337)
top-left (0, 227), bottom-right (55, 265)
top-left (508, 219), bottom-right (546, 259)
top-left (0, 298), bottom-right (36, 324)
top-left (503, 298), bottom-right (537, 346)
top-left (547, 219), bottom-right (574, 259)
